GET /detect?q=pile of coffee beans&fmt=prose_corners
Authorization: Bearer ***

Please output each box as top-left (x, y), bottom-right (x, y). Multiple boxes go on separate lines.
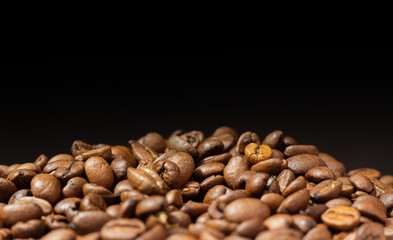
top-left (1, 126), bottom-right (393, 240)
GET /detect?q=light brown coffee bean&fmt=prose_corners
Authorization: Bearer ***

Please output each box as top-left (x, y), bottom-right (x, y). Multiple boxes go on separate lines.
top-left (70, 211), bottom-right (112, 235)
top-left (236, 131), bottom-right (261, 154)
top-left (303, 224), bottom-right (332, 240)
top-left (0, 203), bottom-right (43, 227)
top-left (324, 197), bottom-right (352, 208)
top-left (260, 193), bottom-right (285, 213)
top-left (264, 213), bottom-right (293, 230)
top-left (321, 206), bottom-right (360, 231)
top-left (193, 162), bottom-right (225, 181)
top-left (357, 222), bottom-right (385, 240)
top-left (244, 143), bottom-right (272, 164)
top-left (75, 145), bottom-right (112, 162)
top-left (6, 168), bottom-right (36, 189)
top-left (250, 158), bottom-right (288, 175)
top-left (30, 173), bottom-right (61, 204)
top-left (282, 176), bottom-right (307, 197)
top-left (352, 198), bottom-right (387, 223)
top-left (13, 196), bottom-right (53, 215)
top-left (62, 177), bottom-right (87, 198)
top-left (138, 132), bottom-right (167, 153)
top-left (348, 168), bottom-right (381, 179)
top-left (224, 198), bottom-right (270, 223)
top-left (135, 195), bottom-right (167, 218)
top-left (255, 228), bottom-right (302, 240)
top-left (245, 174), bottom-right (267, 198)
top-left (292, 214), bottom-right (316, 233)
top-left (80, 193), bottom-right (107, 211)
top-left (127, 167), bottom-right (169, 195)
top-left (224, 155), bottom-right (250, 189)
top-left (85, 156), bottom-right (114, 189)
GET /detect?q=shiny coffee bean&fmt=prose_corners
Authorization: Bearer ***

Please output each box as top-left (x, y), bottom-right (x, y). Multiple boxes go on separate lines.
top-left (224, 198), bottom-right (271, 223)
top-left (321, 206), bottom-right (360, 231)
top-left (277, 188), bottom-right (310, 214)
top-left (85, 156), bottom-right (114, 189)
top-left (31, 173), bottom-right (62, 204)
top-left (0, 202), bottom-right (43, 227)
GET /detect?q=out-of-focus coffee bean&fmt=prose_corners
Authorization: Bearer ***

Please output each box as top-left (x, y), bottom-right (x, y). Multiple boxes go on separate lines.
top-left (321, 206), bottom-right (360, 231)
top-left (138, 132), bottom-right (167, 153)
top-left (113, 179), bottom-right (134, 195)
top-left (135, 195), bottom-right (167, 218)
top-left (0, 203), bottom-right (43, 227)
top-left (200, 175), bottom-right (225, 194)
top-left (352, 197), bottom-right (387, 223)
top-left (260, 193), bottom-right (285, 213)
top-left (324, 197), bottom-right (352, 208)
top-left (224, 198), bottom-right (270, 223)
top-left (282, 176), bottom-right (307, 197)
top-left (348, 168), bottom-right (381, 179)
top-left (71, 140), bottom-right (93, 156)
top-left (31, 173), bottom-right (61, 204)
top-left (234, 217), bottom-right (265, 238)
top-left (245, 174), bottom-right (267, 198)
top-left (339, 184), bottom-right (355, 198)
top-left (309, 180), bottom-right (343, 202)
top-left (357, 222), bottom-right (385, 240)
top-left (11, 219), bottom-right (46, 239)
top-left (34, 154), bottom-right (49, 170)
top-left (70, 211), bottom-right (112, 235)
top-left (14, 196), bottom-right (53, 215)
top-left (303, 224), bottom-right (332, 240)
top-left (41, 228), bottom-right (77, 240)
top-left (385, 225), bottom-right (393, 240)
top-left (54, 197), bottom-right (81, 216)
top-left (284, 144), bottom-right (319, 157)
top-left (7, 189), bottom-right (32, 204)
top-left (302, 204), bottom-right (328, 222)
top-left (255, 228), bottom-right (302, 240)
top-left (181, 181), bottom-right (200, 201)
top-left (379, 192), bottom-right (393, 209)
top-left (42, 214), bottom-right (69, 230)
top-left (6, 168), bottom-right (36, 189)
top-left (292, 214), bottom-right (316, 233)
top-left (168, 210), bottom-right (192, 227)
top-left (287, 154), bottom-right (326, 175)
top-left (0, 178), bottom-right (17, 203)
top-left (264, 213), bottom-right (293, 230)
top-left (305, 167), bottom-right (336, 183)
top-left (318, 152), bottom-right (346, 176)
top-left (138, 224), bottom-right (167, 240)
top-left (110, 158), bottom-right (130, 181)
top-left (99, 218), bottom-right (145, 240)
top-left (180, 200), bottom-right (209, 220)
top-left (381, 175), bottom-right (393, 187)
top-left (5, 163), bottom-right (20, 175)
top-left (80, 193), bottom-right (107, 211)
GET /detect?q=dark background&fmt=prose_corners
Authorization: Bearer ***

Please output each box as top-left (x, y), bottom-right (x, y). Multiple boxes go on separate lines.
top-left (1, 50), bottom-right (392, 174)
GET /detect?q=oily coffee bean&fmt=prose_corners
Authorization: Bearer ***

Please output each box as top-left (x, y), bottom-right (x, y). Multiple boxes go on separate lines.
top-left (2, 127), bottom-right (393, 238)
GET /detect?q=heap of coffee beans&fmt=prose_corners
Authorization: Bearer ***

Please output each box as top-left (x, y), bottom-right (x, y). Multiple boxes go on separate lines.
top-left (1, 127), bottom-right (393, 240)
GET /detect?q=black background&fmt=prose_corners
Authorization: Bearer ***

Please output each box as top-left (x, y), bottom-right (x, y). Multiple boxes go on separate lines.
top-left (1, 49), bottom-right (392, 174)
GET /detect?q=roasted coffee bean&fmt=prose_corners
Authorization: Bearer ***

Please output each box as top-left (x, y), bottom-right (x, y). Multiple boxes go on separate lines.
top-left (180, 200), bottom-right (209, 220)
top-left (309, 180), bottom-right (342, 202)
top-left (200, 175), bottom-right (225, 195)
top-left (0, 202), bottom-right (43, 227)
top-left (234, 217), bottom-right (265, 238)
top-left (352, 197), bottom-right (387, 223)
top-left (111, 145), bottom-right (136, 168)
top-left (244, 143), bottom-right (272, 165)
top-left (235, 131), bottom-right (261, 154)
top-left (75, 145), bottom-right (112, 162)
top-left (284, 144), bottom-right (319, 157)
top-left (281, 175), bottom-right (307, 197)
top-left (85, 156), bottom-right (114, 189)
top-left (264, 213), bottom-right (293, 230)
top-left (154, 160), bottom-right (182, 189)
top-left (260, 193), bottom-right (285, 213)
top-left (245, 174), bottom-right (267, 197)
top-left (6, 168), bottom-right (36, 189)
top-left (193, 162), bottom-right (225, 181)
top-left (127, 167), bottom-right (169, 195)
top-left (321, 206), bottom-right (360, 231)
top-left (305, 167), bottom-right (336, 183)
top-left (165, 151), bottom-right (195, 187)
top-left (303, 224), bottom-right (332, 240)
top-left (262, 130), bottom-right (283, 149)
top-left (110, 158), bottom-right (130, 181)
top-left (197, 137), bottom-right (225, 159)
top-left (100, 218), bottom-right (146, 240)
top-left (198, 152), bottom-right (232, 166)
top-left (11, 219), bottom-right (46, 239)
top-left (250, 158), bottom-right (288, 175)
top-left (287, 154), bottom-right (326, 175)
top-left (14, 196), bottom-right (53, 215)
top-left (34, 154), bottom-right (49, 170)
top-left (302, 204), bottom-right (328, 222)
top-left (41, 228), bottom-right (77, 240)
top-left (179, 130), bottom-right (205, 149)
top-left (7, 189), bottom-right (32, 204)
top-left (348, 168), bottom-right (381, 179)
top-left (138, 132), bottom-right (167, 153)
top-left (0, 178), bottom-right (17, 203)
top-left (224, 198), bottom-right (270, 223)
top-left (54, 197), bottom-right (81, 216)
top-left (181, 181), bottom-right (200, 201)
top-left (70, 211), bottom-right (112, 235)
top-left (135, 195), bottom-right (167, 218)
top-left (62, 176), bottom-right (87, 198)
top-left (349, 173), bottom-right (374, 193)
top-left (381, 175), bottom-right (393, 186)
top-left (292, 214), bottom-right (316, 233)
top-left (277, 169), bottom-right (296, 193)
top-left (167, 135), bottom-right (198, 159)
top-left (255, 228), bottom-right (303, 240)
top-left (357, 222), bottom-right (385, 240)
top-left (168, 210), bottom-right (192, 227)
top-left (81, 193), bottom-right (107, 211)
top-left (224, 155), bottom-right (249, 189)
top-left (379, 192), bottom-right (393, 209)
top-left (114, 179), bottom-right (134, 195)
top-left (318, 152), bottom-right (346, 176)
top-left (31, 173), bottom-right (62, 204)
top-left (277, 188), bottom-right (310, 214)
top-left (42, 214), bottom-right (69, 230)
top-left (324, 197), bottom-right (352, 208)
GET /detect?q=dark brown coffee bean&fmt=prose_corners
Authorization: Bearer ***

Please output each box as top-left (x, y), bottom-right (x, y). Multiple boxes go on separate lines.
top-left (153, 160), bottom-right (182, 189)
top-left (34, 154), bottom-right (49, 171)
top-left (180, 200), bottom-right (209, 220)
top-left (113, 179), bottom-right (134, 195)
top-left (0, 178), bottom-right (17, 203)
top-left (318, 152), bottom-right (346, 176)
top-left (62, 177), bottom-right (87, 198)
top-left (212, 126), bottom-right (238, 141)
top-left (348, 168), bottom-right (381, 179)
top-left (181, 181), bottom-right (200, 201)
top-left (42, 214), bottom-right (69, 230)
top-left (255, 228), bottom-right (302, 240)
top-left (70, 211), bottom-right (112, 235)
top-left (14, 196), bottom-right (53, 215)
top-left (110, 158), bottom-right (130, 181)
top-left (85, 156), bottom-right (114, 189)
top-left (223, 155), bottom-right (249, 189)
top-left (203, 185), bottom-right (230, 204)
top-left (264, 213), bottom-right (293, 230)
top-left (11, 219), bottom-right (46, 239)
top-left (41, 228), bottom-right (77, 240)
top-left (7, 189), bottom-right (32, 204)
top-left (282, 176), bottom-right (307, 197)
top-left (200, 175), bottom-right (225, 195)
top-left (381, 175), bottom-right (393, 186)
top-left (43, 159), bottom-right (72, 174)
top-left (305, 167), bottom-right (336, 183)
top-left (379, 192), bottom-right (393, 209)
top-left (250, 158), bottom-right (288, 175)
top-left (277, 188), bottom-right (310, 214)
top-left (352, 198), bottom-right (387, 223)
top-left (71, 140), bottom-right (93, 156)
top-left (224, 198), bottom-right (270, 223)
top-left (235, 131), bottom-right (261, 154)
top-left (277, 169), bottom-right (296, 193)
top-left (357, 222), bottom-right (385, 240)
top-left (167, 135), bottom-right (198, 159)
top-left (271, 149), bottom-right (285, 159)
top-left (100, 218), bottom-right (146, 240)
top-left (287, 154), bottom-right (326, 175)
top-left (198, 152), bottom-right (232, 166)
top-left (179, 130), bottom-right (205, 149)
top-left (54, 197), bottom-right (81, 217)
top-left (55, 160), bottom-right (85, 183)
top-left (309, 180), bottom-right (343, 202)
top-left (370, 177), bottom-right (393, 197)
top-left (5, 163), bottom-right (20, 175)
top-left (0, 202), bottom-right (43, 227)
top-left (262, 130), bottom-right (283, 149)
top-left (168, 210), bottom-right (192, 227)
top-left (284, 144), bottom-right (319, 157)
top-left (31, 173), bottom-right (61, 204)
top-left (349, 173), bottom-right (374, 193)
top-left (321, 206), bottom-right (360, 231)
top-left (165, 151), bottom-right (195, 187)
top-left (193, 162), bottom-right (225, 181)
top-left (138, 132), bottom-right (167, 153)
top-left (138, 224), bottom-right (167, 240)
top-left (266, 176), bottom-right (281, 194)
top-left (197, 137), bottom-right (225, 159)
top-left (245, 174), bottom-right (267, 198)
top-left (6, 168), bottom-right (36, 189)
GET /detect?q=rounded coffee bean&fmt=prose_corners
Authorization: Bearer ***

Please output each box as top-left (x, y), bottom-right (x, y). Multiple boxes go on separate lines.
top-left (264, 213), bottom-right (293, 230)
top-left (6, 168), bottom-right (36, 189)
top-left (282, 176), bottom-right (307, 197)
top-left (165, 151), bottom-right (195, 187)
top-left (13, 196), bottom-right (53, 215)
top-left (250, 158), bottom-right (288, 175)
top-left (352, 198), bottom-right (387, 223)
top-left (255, 228), bottom-right (302, 240)
top-left (348, 168), bottom-right (381, 179)
top-left (321, 206), bottom-right (360, 231)
top-left (324, 197), bottom-right (352, 208)
top-left (236, 131), bottom-right (261, 154)
top-left (224, 155), bottom-right (250, 189)
top-left (30, 173), bottom-right (61, 204)
top-left (224, 198), bottom-right (270, 223)
top-left (277, 188), bottom-right (310, 214)
top-left (262, 130), bottom-right (283, 149)
top-left (62, 177), bottom-right (87, 198)
top-left (260, 193), bottom-right (285, 213)
top-left (292, 214), bottom-right (316, 233)
top-left (309, 180), bottom-right (343, 202)
top-left (41, 228), bottom-right (77, 240)
top-left (70, 211), bottom-right (112, 235)
top-left (245, 174), bottom-right (267, 197)
top-left (135, 195), bottom-right (168, 218)
top-left (357, 222), bottom-right (385, 240)
top-left (287, 154), bottom-right (326, 175)
top-left (0, 203), bottom-right (43, 227)
top-left (81, 193), bottom-right (107, 211)
top-left (234, 217), bottom-right (265, 238)
top-left (303, 224), bottom-right (332, 240)
top-left (0, 178), bottom-right (17, 203)
top-left (244, 143), bottom-right (272, 164)
top-left (100, 218), bottom-right (146, 240)
top-left (137, 132), bottom-right (167, 153)
top-left (349, 173), bottom-right (374, 193)
top-left (11, 219), bottom-right (46, 239)
top-left (284, 144), bottom-right (319, 157)
top-left (305, 167), bottom-right (335, 183)
top-left (85, 156), bottom-right (114, 189)
top-left (318, 152), bottom-right (346, 176)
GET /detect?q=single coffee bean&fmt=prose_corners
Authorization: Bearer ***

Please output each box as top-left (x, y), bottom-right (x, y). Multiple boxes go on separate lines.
top-left (181, 181), bottom-right (200, 201)
top-left (203, 185), bottom-right (230, 204)
top-left (357, 222), bottom-right (385, 240)
top-left (13, 196), bottom-right (53, 215)
top-left (75, 145), bottom-right (112, 162)
top-left (111, 145), bottom-right (136, 168)
top-left (70, 211), bottom-right (112, 235)
top-left (303, 224), bottom-right (332, 240)
top-left (352, 198), bottom-right (387, 223)
top-left (255, 228), bottom-right (302, 240)
top-left (235, 131), bottom-right (261, 154)
top-left (81, 193), bottom-right (107, 211)
top-left (41, 228), bottom-right (77, 240)
top-left (127, 167), bottom-right (169, 195)
top-left (324, 197), bottom-right (352, 208)
top-left (197, 137), bottom-right (225, 159)
top-left (277, 169), bottom-right (296, 193)
top-left (62, 177), bottom-right (87, 198)
top-left (193, 162), bottom-right (225, 181)
top-left (85, 156), bottom-right (114, 189)
top-left (287, 154), bottom-right (326, 175)
top-left (234, 217), bottom-right (265, 238)
top-left (100, 218), bottom-right (146, 240)
top-left (379, 192), bottom-right (393, 209)
top-left (318, 152), bottom-right (346, 176)
top-left (11, 219), bottom-right (46, 239)
top-left (302, 204), bottom-right (328, 222)
top-left (339, 184), bottom-right (355, 198)
top-left (135, 195), bottom-right (168, 218)
top-left (54, 197), bottom-right (81, 215)
top-left (0, 178), bottom-right (17, 203)
top-left (110, 158), bottom-right (130, 181)
top-left (138, 224), bottom-right (167, 240)
top-left (42, 214), bottom-right (69, 230)
top-left (277, 188), bottom-right (310, 214)
top-left (7, 189), bottom-right (32, 204)
top-left (197, 152), bottom-right (232, 166)
top-left (0, 202), bottom-right (43, 227)
top-left (166, 135), bottom-right (198, 159)
top-left (309, 180), bottom-right (343, 202)
top-left (180, 200), bottom-right (209, 220)
top-left (262, 130), bottom-right (283, 149)
top-left (284, 144), bottom-right (319, 157)
top-left (260, 193), bottom-right (285, 213)
top-left (212, 126), bottom-right (238, 142)
top-left (153, 160), bottom-right (182, 189)
top-left (179, 130), bottom-right (205, 149)
top-left (321, 206), bottom-right (360, 231)
top-left (245, 174), bottom-right (267, 198)
top-left (244, 143), bottom-right (272, 164)
top-left (200, 175), bottom-right (225, 195)
top-left (168, 210), bottom-right (192, 228)
top-left (282, 176), bottom-right (307, 197)
top-left (264, 213), bottom-right (293, 230)
top-left (250, 158), bottom-right (288, 175)
top-left (30, 173), bottom-right (62, 204)
top-left (6, 168), bottom-right (36, 189)
top-left (380, 175), bottom-right (393, 186)
top-left (165, 151), bottom-right (195, 187)
top-left (137, 132), bottom-right (167, 153)
top-left (349, 173), bottom-right (374, 193)
top-left (224, 198), bottom-right (271, 223)
top-left (114, 180), bottom-right (134, 195)
top-left (292, 214), bottom-right (316, 233)
top-left (348, 168), bottom-right (381, 179)
top-left (34, 154), bottom-right (49, 171)
top-left (305, 167), bottom-right (336, 183)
